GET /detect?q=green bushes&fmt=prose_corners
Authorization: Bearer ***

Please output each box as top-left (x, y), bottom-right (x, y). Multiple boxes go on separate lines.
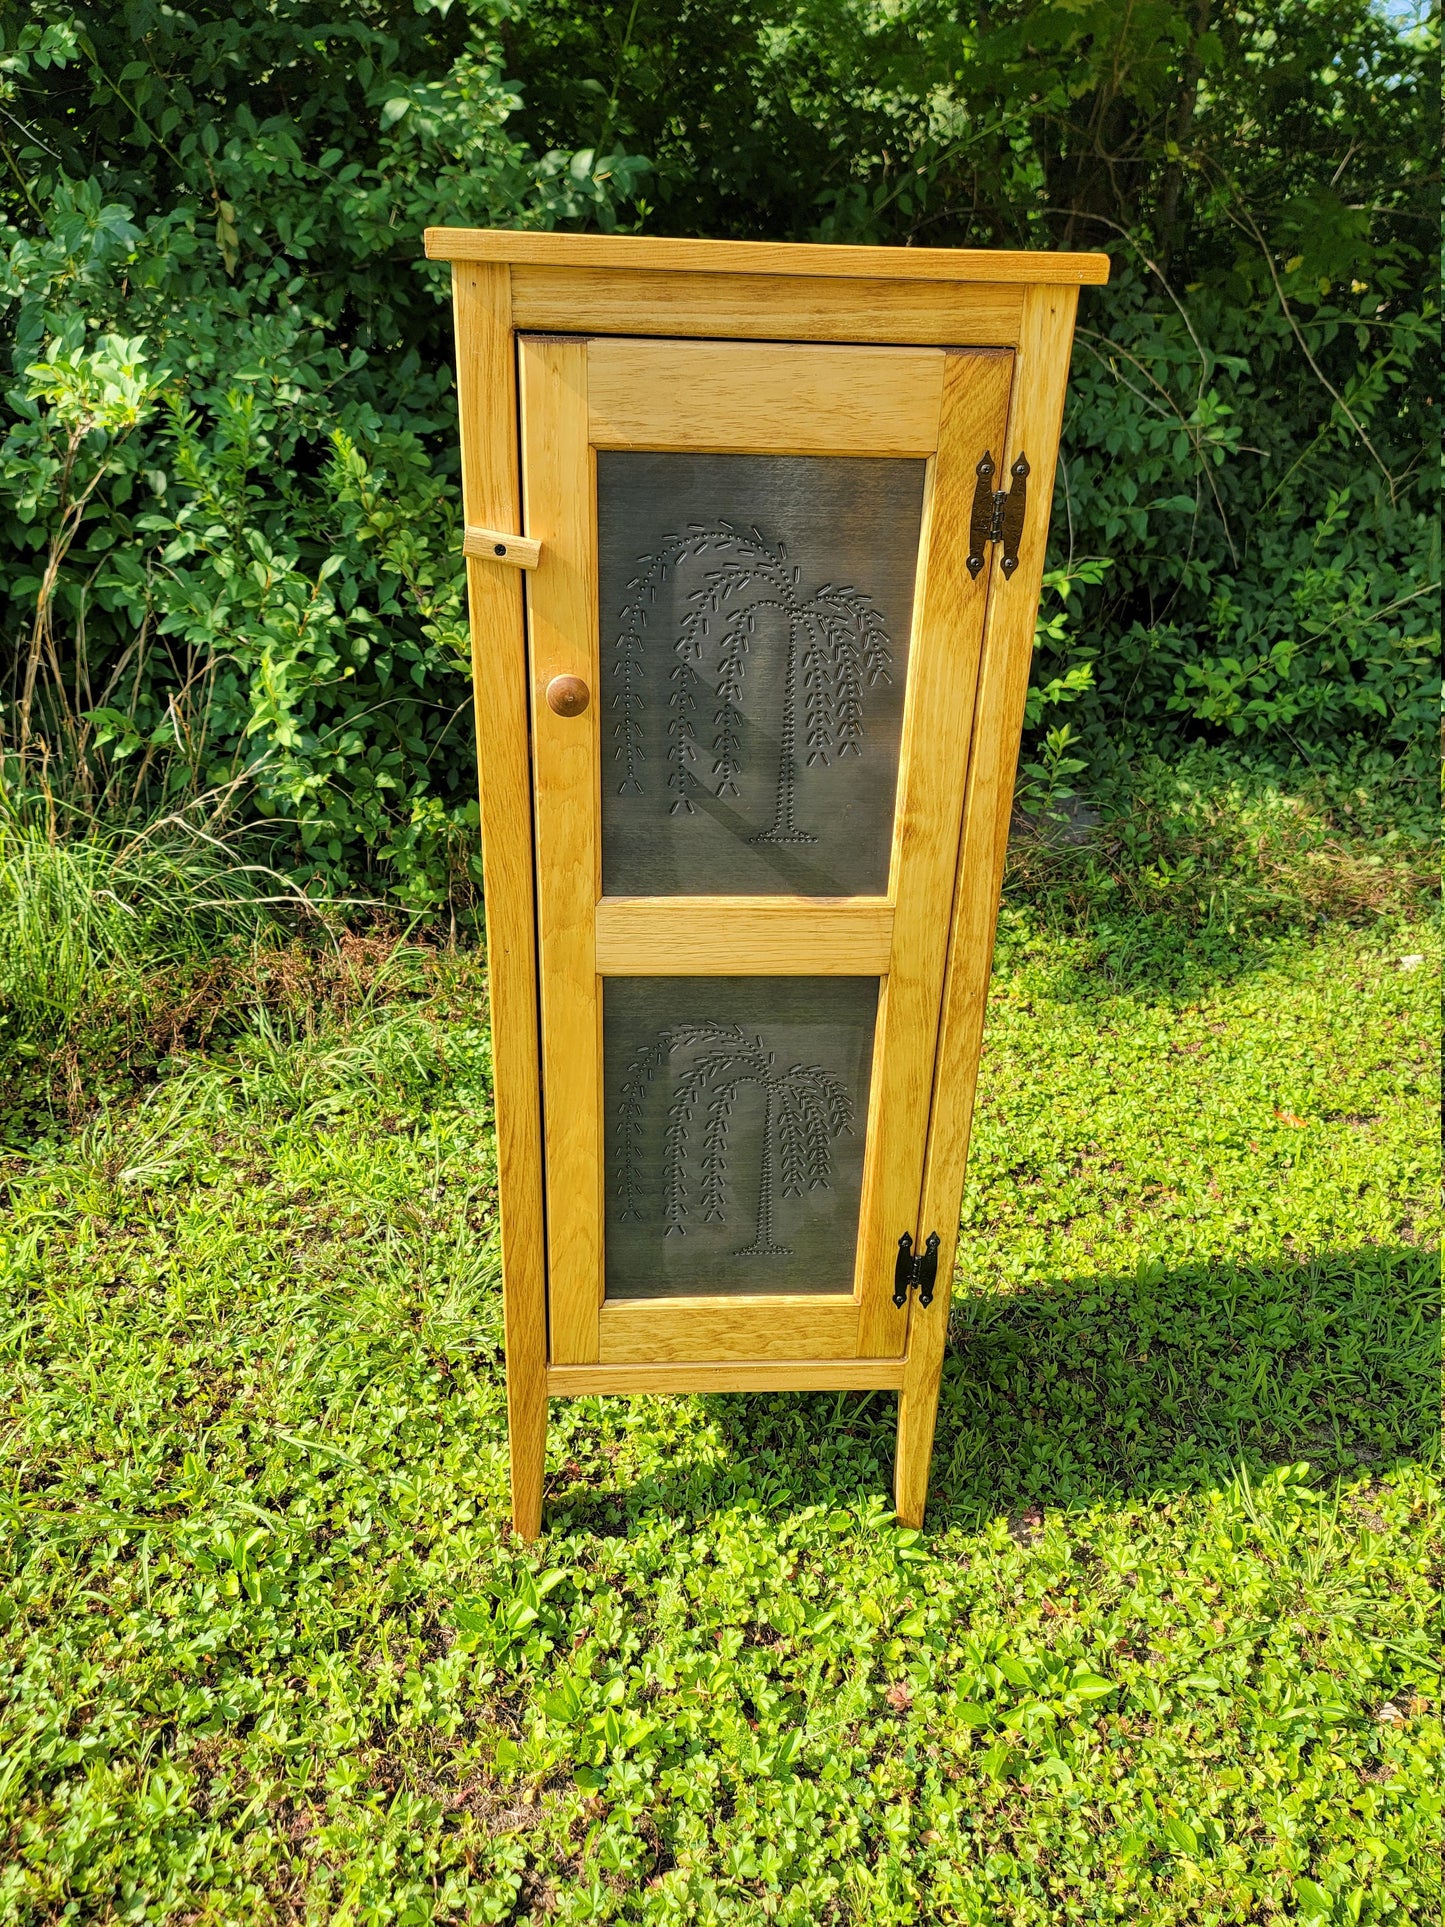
top-left (0, 1), bottom-right (1436, 911)
top-left (1051, 270), bottom-right (1437, 769)
top-left (0, 3), bottom-right (647, 910)
top-left (508, 0), bottom-right (1437, 796)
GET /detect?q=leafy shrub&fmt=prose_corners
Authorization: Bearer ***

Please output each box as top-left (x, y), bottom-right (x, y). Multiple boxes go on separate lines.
top-left (0, 0), bottom-right (1436, 913)
top-left (1052, 268), bottom-right (1437, 776)
top-left (0, 4), bottom-right (647, 911)
top-left (509, 0), bottom-right (1439, 798)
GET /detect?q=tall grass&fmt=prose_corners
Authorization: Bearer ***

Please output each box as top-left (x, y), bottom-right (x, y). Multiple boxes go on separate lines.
top-left (0, 790), bottom-right (306, 1036)
top-left (0, 783), bottom-right (428, 1141)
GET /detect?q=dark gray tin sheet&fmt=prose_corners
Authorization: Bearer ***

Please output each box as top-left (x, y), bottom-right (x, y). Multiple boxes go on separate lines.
top-left (604, 977), bottom-right (880, 1299)
top-left (599, 453), bottom-right (926, 897)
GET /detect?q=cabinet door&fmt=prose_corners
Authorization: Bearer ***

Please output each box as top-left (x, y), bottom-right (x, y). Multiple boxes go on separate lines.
top-left (520, 336), bottom-right (1011, 1366)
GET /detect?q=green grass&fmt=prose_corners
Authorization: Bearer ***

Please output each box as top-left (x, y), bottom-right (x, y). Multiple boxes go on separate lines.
top-left (0, 797), bottom-right (1439, 1921)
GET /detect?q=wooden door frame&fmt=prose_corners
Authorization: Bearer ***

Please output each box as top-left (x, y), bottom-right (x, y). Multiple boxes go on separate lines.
top-left (520, 335), bottom-right (1012, 1374)
top-left (433, 232), bottom-right (1105, 1536)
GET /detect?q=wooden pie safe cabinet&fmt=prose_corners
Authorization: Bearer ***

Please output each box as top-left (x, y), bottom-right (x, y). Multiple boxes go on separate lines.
top-left (426, 228), bottom-right (1107, 1538)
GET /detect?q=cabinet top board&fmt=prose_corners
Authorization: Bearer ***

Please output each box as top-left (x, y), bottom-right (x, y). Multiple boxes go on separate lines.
top-left (423, 228), bottom-right (1110, 287)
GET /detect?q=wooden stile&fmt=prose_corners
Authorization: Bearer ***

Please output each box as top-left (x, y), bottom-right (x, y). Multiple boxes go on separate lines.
top-left (449, 263), bottom-right (548, 1541)
top-left (435, 231), bottom-right (1104, 1538)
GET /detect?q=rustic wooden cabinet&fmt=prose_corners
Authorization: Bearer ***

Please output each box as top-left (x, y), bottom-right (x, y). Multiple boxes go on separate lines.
top-left (425, 229), bottom-right (1107, 1538)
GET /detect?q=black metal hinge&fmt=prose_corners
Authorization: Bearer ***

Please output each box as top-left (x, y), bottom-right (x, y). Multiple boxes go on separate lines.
top-left (965, 450), bottom-right (1030, 581)
top-left (892, 1230), bottom-right (941, 1309)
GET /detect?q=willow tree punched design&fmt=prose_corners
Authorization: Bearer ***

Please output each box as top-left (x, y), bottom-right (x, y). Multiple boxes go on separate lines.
top-left (617, 1023), bottom-right (854, 1258)
top-left (613, 524), bottom-right (892, 844)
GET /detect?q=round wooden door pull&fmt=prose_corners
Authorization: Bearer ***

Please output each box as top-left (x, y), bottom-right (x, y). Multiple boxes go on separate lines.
top-left (545, 674), bottom-right (590, 717)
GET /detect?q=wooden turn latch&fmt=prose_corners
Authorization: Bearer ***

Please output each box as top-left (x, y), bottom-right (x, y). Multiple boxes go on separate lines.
top-left (462, 525), bottom-right (542, 569)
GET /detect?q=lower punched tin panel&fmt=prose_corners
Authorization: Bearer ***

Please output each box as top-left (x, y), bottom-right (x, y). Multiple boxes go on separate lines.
top-left (603, 976), bottom-right (880, 1301)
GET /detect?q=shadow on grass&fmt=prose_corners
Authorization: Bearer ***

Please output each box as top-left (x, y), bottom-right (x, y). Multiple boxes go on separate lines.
top-left (546, 1243), bottom-right (1438, 1535)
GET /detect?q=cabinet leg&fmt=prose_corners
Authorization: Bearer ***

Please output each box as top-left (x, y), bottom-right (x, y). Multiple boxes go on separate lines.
top-left (894, 1305), bottom-right (949, 1528)
top-left (508, 1364), bottom-right (547, 1540)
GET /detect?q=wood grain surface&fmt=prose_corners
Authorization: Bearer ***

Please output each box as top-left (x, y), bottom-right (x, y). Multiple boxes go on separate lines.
top-left (585, 338), bottom-right (946, 456)
top-left (894, 285), bottom-right (1082, 1528)
top-left (425, 227), bottom-right (1110, 286)
top-left (852, 349), bottom-right (1014, 1358)
top-left (597, 1296), bottom-right (869, 1364)
top-left (510, 266), bottom-right (1027, 347)
top-left (462, 525), bottom-right (542, 568)
top-left (594, 897), bottom-right (894, 975)
top-left (518, 335), bottom-right (605, 1366)
top-left (549, 1358), bottom-right (907, 1395)
top-left (450, 263), bottom-right (548, 1539)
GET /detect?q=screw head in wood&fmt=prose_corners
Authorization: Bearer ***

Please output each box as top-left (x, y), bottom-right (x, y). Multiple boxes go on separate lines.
top-left (545, 674), bottom-right (590, 718)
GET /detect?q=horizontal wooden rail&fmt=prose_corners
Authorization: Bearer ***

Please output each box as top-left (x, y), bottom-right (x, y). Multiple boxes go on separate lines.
top-left (595, 897), bottom-right (894, 976)
top-left (509, 268), bottom-right (1027, 349)
top-left (597, 1295), bottom-right (878, 1364)
top-left (586, 338), bottom-right (944, 456)
top-left (548, 1358), bottom-right (907, 1395)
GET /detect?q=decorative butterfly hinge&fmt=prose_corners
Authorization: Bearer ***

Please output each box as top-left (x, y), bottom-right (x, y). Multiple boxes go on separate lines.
top-left (965, 451), bottom-right (1030, 580)
top-left (892, 1230), bottom-right (942, 1309)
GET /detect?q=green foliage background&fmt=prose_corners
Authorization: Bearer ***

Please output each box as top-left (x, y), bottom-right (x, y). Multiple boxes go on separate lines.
top-left (0, 0), bottom-right (1437, 909)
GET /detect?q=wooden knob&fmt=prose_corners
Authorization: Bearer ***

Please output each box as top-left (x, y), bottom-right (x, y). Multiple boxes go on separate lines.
top-left (545, 674), bottom-right (590, 718)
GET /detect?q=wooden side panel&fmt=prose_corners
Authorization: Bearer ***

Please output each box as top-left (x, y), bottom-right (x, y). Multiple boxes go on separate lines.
top-left (425, 226), bottom-right (1112, 287)
top-left (895, 284), bottom-right (1082, 1527)
top-left (595, 897), bottom-right (893, 975)
top-left (451, 264), bottom-right (547, 1539)
top-left (598, 1296), bottom-right (860, 1364)
top-left (518, 337), bottom-right (604, 1366)
top-left (511, 266), bottom-right (1026, 347)
top-left (549, 1358), bottom-right (906, 1395)
top-left (586, 339), bottom-right (945, 456)
top-left (852, 351), bottom-right (1015, 1358)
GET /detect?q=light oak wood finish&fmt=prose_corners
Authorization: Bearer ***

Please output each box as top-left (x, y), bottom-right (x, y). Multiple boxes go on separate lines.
top-left (441, 240), bottom-right (1103, 1539)
top-left (462, 525), bottom-right (542, 569)
top-left (528, 336), bottom-right (1009, 1377)
top-left (594, 897), bottom-right (894, 976)
top-left (526, 335), bottom-right (1021, 1381)
top-left (598, 1296), bottom-right (863, 1365)
top-left (851, 350), bottom-right (1014, 1358)
top-left (586, 338), bottom-right (945, 456)
top-left (510, 266), bottom-right (1026, 348)
top-left (450, 264), bottom-right (548, 1540)
top-left (893, 285), bottom-right (1082, 1530)
top-left (549, 1358), bottom-right (906, 1395)
top-left (518, 336), bottom-right (605, 1366)
top-left (425, 227), bottom-right (1111, 286)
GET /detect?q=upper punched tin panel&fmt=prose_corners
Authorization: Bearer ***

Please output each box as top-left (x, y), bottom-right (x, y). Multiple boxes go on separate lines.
top-left (598, 453), bottom-right (926, 898)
